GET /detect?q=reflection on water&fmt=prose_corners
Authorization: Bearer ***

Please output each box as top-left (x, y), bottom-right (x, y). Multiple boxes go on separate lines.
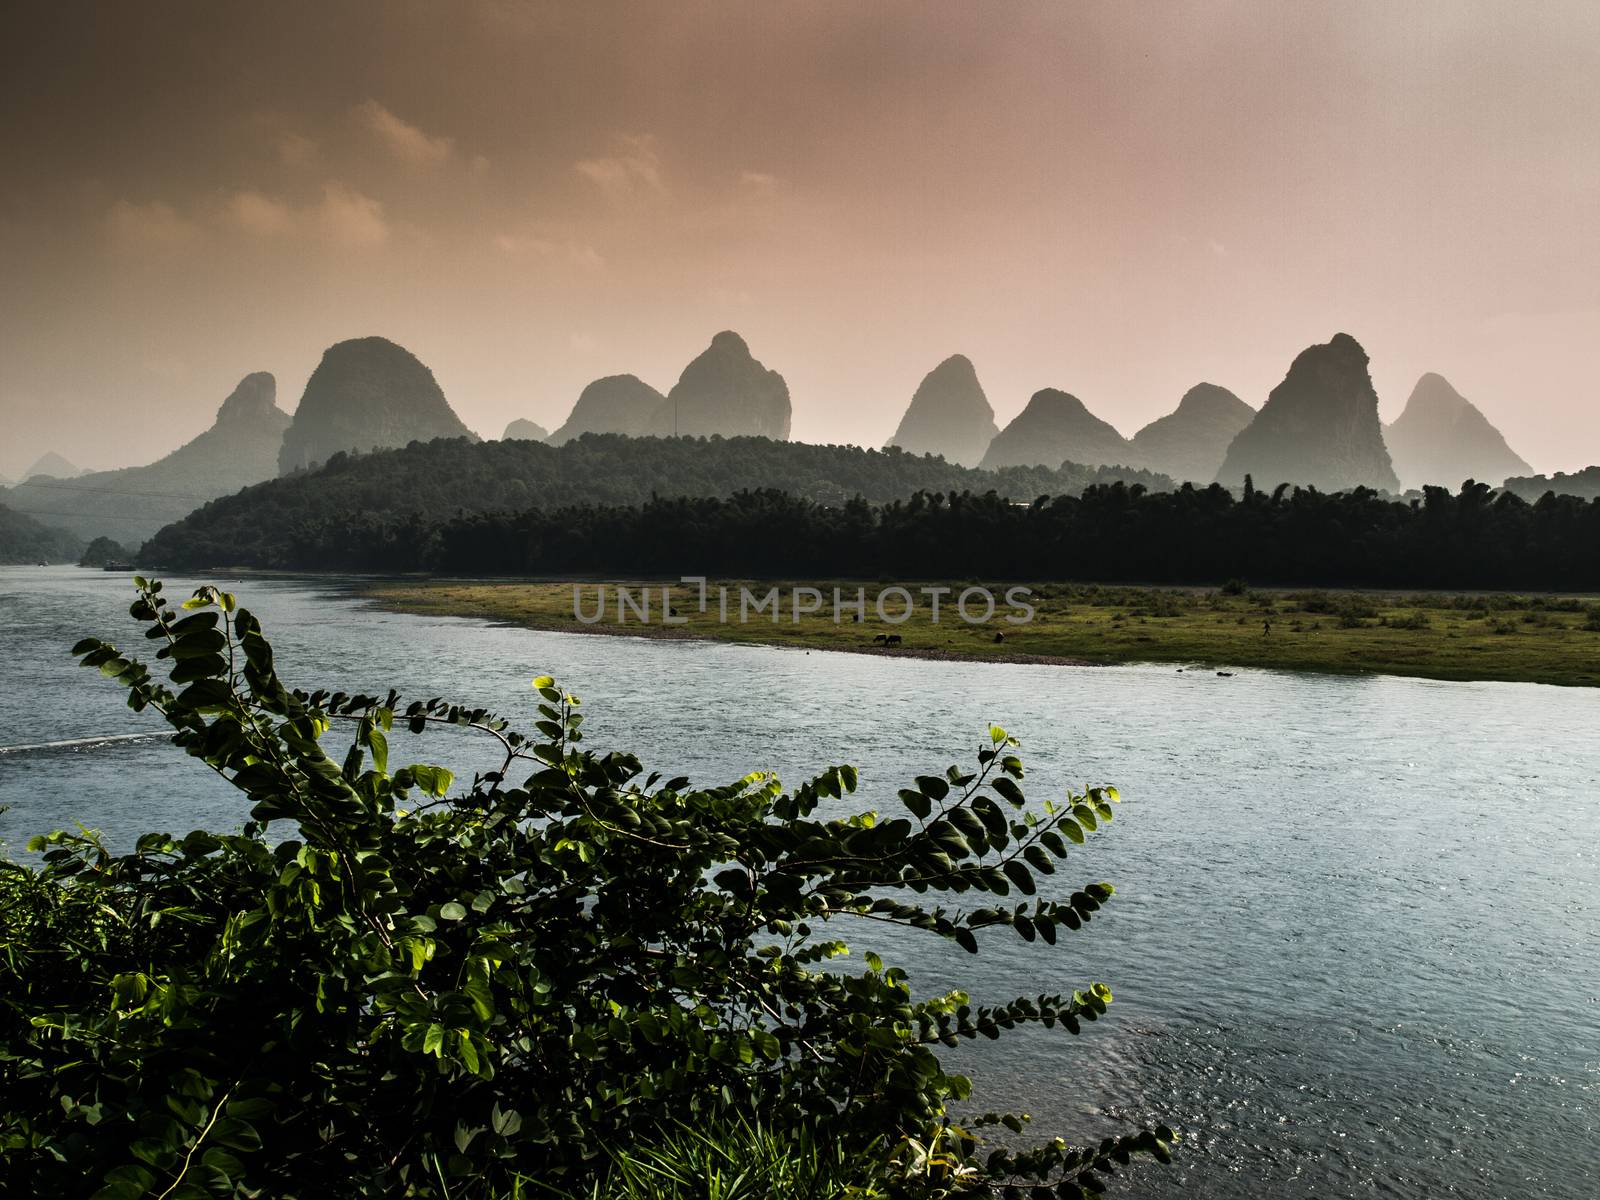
top-left (1, 567), bottom-right (1596, 1199)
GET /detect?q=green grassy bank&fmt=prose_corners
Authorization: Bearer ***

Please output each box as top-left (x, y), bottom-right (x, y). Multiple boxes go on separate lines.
top-left (360, 580), bottom-right (1600, 687)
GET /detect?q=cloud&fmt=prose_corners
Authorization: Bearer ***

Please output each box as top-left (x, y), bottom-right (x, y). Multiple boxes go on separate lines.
top-left (314, 183), bottom-right (390, 247)
top-left (104, 199), bottom-right (202, 250)
top-left (356, 99), bottom-right (455, 168)
top-left (738, 170), bottom-right (779, 194)
top-left (222, 190), bottom-right (293, 235)
top-left (575, 133), bottom-right (663, 201)
top-left (276, 130), bottom-right (319, 167)
top-left (494, 231), bottom-right (603, 270)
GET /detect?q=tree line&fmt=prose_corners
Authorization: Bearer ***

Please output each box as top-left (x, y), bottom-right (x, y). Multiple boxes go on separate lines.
top-left (137, 433), bottom-right (1170, 567)
top-left (143, 476), bottom-right (1600, 591)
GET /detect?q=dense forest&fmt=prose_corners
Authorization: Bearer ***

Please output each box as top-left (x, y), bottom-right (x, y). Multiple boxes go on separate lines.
top-left (143, 477), bottom-right (1600, 591)
top-left (0, 502), bottom-right (83, 564)
top-left (1503, 466), bottom-right (1600, 503)
top-left (138, 433), bottom-right (1168, 562)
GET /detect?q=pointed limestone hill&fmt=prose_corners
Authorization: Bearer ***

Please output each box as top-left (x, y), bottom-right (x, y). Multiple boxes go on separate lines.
top-left (2, 372), bottom-right (289, 543)
top-left (980, 388), bottom-right (1139, 471)
top-left (1131, 383), bottom-right (1254, 485)
top-left (549, 375), bottom-right (666, 445)
top-left (884, 355), bottom-right (997, 467)
top-left (278, 337), bottom-right (477, 475)
top-left (502, 418), bottom-right (549, 442)
top-left (22, 451), bottom-right (84, 480)
top-left (651, 331), bottom-right (790, 440)
top-left (1383, 373), bottom-right (1531, 490)
top-left (1217, 333), bottom-right (1400, 492)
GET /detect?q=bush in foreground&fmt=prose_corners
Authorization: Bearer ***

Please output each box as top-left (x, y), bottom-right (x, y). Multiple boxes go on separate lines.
top-left (0, 579), bottom-right (1172, 1198)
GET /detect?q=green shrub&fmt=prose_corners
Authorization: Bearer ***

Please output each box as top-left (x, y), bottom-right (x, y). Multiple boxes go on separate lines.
top-left (0, 580), bottom-right (1172, 1198)
top-left (1385, 611), bottom-right (1431, 631)
top-left (535, 1116), bottom-right (893, 1199)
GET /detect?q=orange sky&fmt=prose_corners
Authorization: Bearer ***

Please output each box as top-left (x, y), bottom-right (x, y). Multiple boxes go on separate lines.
top-left (3, 1), bottom-right (1597, 478)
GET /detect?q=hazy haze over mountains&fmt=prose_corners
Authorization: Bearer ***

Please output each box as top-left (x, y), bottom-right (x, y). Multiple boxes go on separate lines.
top-left (885, 356), bottom-right (997, 467)
top-left (1131, 384), bottom-right (1255, 485)
top-left (502, 418), bottom-right (549, 442)
top-left (21, 451), bottom-right (84, 481)
top-left (2, 372), bottom-right (289, 542)
top-left (3, 3), bottom-right (1594, 478)
top-left (1384, 373), bottom-right (1531, 490)
top-left (979, 389), bottom-right (1137, 472)
top-left (549, 375), bottom-right (666, 445)
top-left (1217, 334), bottom-right (1400, 493)
top-left (649, 331), bottom-right (790, 440)
top-left (277, 337), bottom-right (477, 474)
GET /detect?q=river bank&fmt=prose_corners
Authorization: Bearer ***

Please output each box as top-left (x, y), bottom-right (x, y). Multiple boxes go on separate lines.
top-left (358, 579), bottom-right (1600, 687)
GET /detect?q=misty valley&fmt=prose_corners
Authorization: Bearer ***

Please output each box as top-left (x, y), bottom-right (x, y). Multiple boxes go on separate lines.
top-left (4, 6), bottom-right (1599, 1200)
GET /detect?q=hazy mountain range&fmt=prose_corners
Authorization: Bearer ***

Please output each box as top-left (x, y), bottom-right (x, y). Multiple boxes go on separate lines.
top-left (3, 372), bottom-right (289, 542)
top-left (883, 355), bottom-right (998, 467)
top-left (1384, 373), bottom-right (1532, 491)
top-left (2, 326), bottom-right (1580, 553)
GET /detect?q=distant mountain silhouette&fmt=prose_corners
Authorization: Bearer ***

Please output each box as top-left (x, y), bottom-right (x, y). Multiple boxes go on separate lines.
top-left (21, 451), bottom-right (84, 480)
top-left (3, 371), bottom-right (289, 543)
top-left (1131, 383), bottom-right (1254, 485)
top-left (1217, 333), bottom-right (1399, 492)
top-left (278, 337), bottom-right (476, 474)
top-left (1502, 466), bottom-right (1600, 502)
top-left (1383, 373), bottom-right (1531, 490)
top-left (549, 375), bottom-right (665, 445)
top-left (980, 388), bottom-right (1138, 471)
top-left (502, 418), bottom-right (549, 442)
top-left (651, 331), bottom-right (790, 439)
top-left (0, 501), bottom-right (83, 563)
top-left (884, 355), bottom-right (998, 467)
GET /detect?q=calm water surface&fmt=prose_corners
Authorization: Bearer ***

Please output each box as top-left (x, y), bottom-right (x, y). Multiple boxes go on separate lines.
top-left (1, 567), bottom-right (1595, 1198)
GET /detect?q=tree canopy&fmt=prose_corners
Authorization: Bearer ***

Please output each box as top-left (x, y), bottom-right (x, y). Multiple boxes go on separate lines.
top-left (144, 476), bottom-right (1600, 592)
top-left (137, 433), bottom-right (1169, 567)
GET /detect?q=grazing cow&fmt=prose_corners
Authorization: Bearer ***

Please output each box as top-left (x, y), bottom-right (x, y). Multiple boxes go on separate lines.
top-left (885, 633), bottom-right (903, 646)
top-left (872, 633), bottom-right (887, 644)
top-left (993, 632), bottom-right (1006, 643)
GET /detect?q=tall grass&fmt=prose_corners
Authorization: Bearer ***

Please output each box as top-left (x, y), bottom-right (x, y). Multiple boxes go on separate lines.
top-left (520, 1118), bottom-right (894, 1200)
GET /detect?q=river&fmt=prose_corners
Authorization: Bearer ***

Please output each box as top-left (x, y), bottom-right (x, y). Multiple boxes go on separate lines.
top-left (1, 566), bottom-right (1595, 1198)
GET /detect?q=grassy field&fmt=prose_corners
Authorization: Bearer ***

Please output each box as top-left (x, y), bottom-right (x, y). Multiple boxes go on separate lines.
top-left (360, 579), bottom-right (1600, 687)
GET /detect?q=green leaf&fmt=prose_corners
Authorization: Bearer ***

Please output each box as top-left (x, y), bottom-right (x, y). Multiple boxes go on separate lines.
top-left (1002, 860), bottom-right (1037, 895)
top-left (993, 777), bottom-right (1026, 807)
top-left (899, 788), bottom-right (932, 820)
top-left (439, 901), bottom-right (467, 921)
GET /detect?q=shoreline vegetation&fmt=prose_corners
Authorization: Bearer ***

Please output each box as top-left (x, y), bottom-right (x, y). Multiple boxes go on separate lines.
top-left (5, 578), bottom-right (1168, 1196)
top-left (361, 579), bottom-right (1600, 688)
